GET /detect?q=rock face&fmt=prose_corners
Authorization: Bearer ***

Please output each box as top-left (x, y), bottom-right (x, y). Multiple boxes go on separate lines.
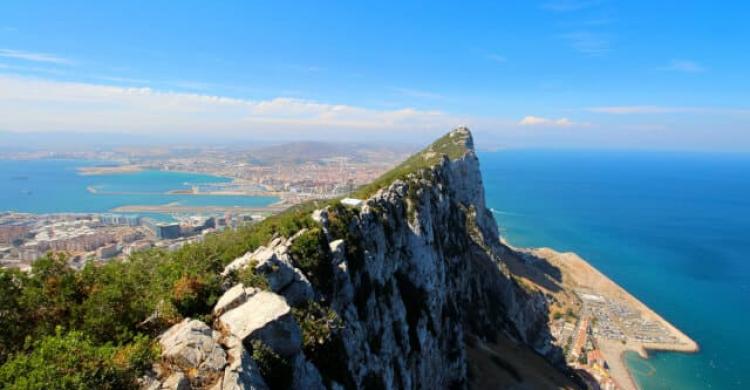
top-left (309, 127), bottom-right (564, 388)
top-left (158, 319), bottom-right (227, 386)
top-left (218, 290), bottom-right (302, 357)
top-left (150, 318), bottom-right (268, 390)
top-left (147, 127), bottom-right (570, 389)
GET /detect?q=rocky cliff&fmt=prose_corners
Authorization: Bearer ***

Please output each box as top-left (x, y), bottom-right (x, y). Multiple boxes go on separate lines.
top-left (145, 128), bottom-right (579, 389)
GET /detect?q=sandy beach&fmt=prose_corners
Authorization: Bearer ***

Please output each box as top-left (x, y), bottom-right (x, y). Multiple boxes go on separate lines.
top-left (501, 241), bottom-right (698, 390)
top-left (532, 248), bottom-right (698, 389)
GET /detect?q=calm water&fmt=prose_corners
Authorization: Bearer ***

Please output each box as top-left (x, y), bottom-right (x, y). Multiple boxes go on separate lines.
top-left (0, 159), bottom-right (277, 216)
top-left (479, 150), bottom-right (750, 389)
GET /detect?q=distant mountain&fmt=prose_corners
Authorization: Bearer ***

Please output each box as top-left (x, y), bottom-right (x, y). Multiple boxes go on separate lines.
top-left (246, 141), bottom-right (415, 165)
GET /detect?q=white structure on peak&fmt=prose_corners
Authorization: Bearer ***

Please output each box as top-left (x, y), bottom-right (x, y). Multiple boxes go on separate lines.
top-left (341, 198), bottom-right (364, 207)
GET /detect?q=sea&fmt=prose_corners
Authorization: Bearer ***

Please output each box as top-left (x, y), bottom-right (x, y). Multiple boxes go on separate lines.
top-left (479, 150), bottom-right (750, 389)
top-left (1, 159), bottom-right (278, 220)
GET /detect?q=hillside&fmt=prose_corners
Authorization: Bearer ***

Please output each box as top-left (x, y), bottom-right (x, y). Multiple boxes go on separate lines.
top-left (0, 127), bottom-right (581, 389)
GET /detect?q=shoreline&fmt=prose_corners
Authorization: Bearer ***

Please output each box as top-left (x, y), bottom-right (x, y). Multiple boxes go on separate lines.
top-left (502, 239), bottom-right (698, 390)
top-left (534, 247), bottom-right (698, 390)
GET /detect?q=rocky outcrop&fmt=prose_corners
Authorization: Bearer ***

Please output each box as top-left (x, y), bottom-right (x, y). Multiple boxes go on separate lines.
top-left (222, 336), bottom-right (269, 390)
top-left (147, 127), bottom-right (571, 389)
top-left (147, 318), bottom-right (268, 389)
top-left (158, 319), bottom-right (227, 386)
top-left (300, 127), bottom-right (566, 388)
top-left (213, 284), bottom-right (259, 317)
top-left (218, 290), bottom-right (302, 357)
top-left (222, 235), bottom-right (314, 307)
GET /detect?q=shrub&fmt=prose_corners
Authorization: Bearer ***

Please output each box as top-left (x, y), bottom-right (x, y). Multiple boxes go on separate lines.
top-left (236, 262), bottom-right (270, 290)
top-left (289, 228), bottom-right (333, 295)
top-left (250, 340), bottom-right (292, 389)
top-left (0, 328), bottom-right (142, 389)
top-left (291, 302), bottom-right (351, 387)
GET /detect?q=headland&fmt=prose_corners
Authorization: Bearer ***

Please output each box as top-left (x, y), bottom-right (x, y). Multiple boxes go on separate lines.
top-left (503, 239), bottom-right (698, 389)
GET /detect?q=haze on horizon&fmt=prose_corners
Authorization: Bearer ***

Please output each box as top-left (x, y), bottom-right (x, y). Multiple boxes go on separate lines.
top-left (0, 1), bottom-right (749, 151)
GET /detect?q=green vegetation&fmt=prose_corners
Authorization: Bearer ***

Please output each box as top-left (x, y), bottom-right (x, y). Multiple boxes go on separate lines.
top-left (0, 328), bottom-right (156, 390)
top-left (0, 198), bottom-right (336, 388)
top-left (250, 340), bottom-right (293, 389)
top-left (0, 129), bottom-right (473, 387)
top-left (289, 228), bottom-right (333, 295)
top-left (351, 129), bottom-right (469, 199)
top-left (235, 261), bottom-right (270, 290)
top-left (292, 301), bottom-right (342, 355)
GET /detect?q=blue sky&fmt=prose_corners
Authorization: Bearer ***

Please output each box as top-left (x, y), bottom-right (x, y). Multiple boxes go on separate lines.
top-left (0, 0), bottom-right (748, 150)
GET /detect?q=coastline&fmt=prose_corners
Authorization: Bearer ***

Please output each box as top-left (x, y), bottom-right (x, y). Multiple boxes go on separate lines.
top-left (501, 239), bottom-right (698, 390)
top-left (77, 164), bottom-right (143, 175)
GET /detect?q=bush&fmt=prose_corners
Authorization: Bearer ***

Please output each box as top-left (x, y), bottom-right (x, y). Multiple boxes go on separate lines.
top-left (291, 302), bottom-right (350, 387)
top-left (250, 340), bottom-right (292, 389)
top-left (236, 261), bottom-right (270, 290)
top-left (0, 328), bottom-right (146, 389)
top-left (289, 228), bottom-right (333, 295)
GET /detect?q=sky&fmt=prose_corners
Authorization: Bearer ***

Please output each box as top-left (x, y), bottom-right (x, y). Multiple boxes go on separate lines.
top-left (0, 0), bottom-right (748, 151)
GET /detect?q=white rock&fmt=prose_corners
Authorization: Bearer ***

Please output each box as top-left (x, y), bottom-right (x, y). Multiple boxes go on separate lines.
top-left (158, 319), bottom-right (227, 374)
top-left (214, 284), bottom-right (259, 317)
top-left (253, 247), bottom-right (295, 291)
top-left (161, 372), bottom-right (189, 390)
top-left (218, 291), bottom-right (302, 357)
top-left (222, 336), bottom-right (269, 390)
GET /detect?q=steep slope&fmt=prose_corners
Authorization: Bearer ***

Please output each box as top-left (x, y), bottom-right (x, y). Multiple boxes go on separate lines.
top-left (146, 127), bottom-right (580, 389)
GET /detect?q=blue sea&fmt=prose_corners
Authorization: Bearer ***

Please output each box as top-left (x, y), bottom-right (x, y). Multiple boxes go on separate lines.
top-left (1, 159), bottom-right (278, 218)
top-left (479, 150), bottom-right (750, 389)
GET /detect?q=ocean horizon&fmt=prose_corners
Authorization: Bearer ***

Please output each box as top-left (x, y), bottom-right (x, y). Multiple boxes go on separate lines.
top-left (480, 149), bottom-right (749, 389)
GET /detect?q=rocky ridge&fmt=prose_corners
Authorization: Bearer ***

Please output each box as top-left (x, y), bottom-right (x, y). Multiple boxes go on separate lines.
top-left (144, 127), bottom-right (577, 389)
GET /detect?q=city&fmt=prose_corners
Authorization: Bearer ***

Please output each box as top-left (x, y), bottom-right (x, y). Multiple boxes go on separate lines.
top-left (0, 142), bottom-right (409, 270)
top-left (0, 211), bottom-right (260, 271)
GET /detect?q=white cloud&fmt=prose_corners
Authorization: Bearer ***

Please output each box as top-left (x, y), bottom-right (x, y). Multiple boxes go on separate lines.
top-left (519, 115), bottom-right (575, 127)
top-left (0, 49), bottom-right (73, 65)
top-left (0, 75), bottom-right (462, 136)
top-left (660, 59), bottom-right (705, 73)
top-left (588, 106), bottom-right (750, 115)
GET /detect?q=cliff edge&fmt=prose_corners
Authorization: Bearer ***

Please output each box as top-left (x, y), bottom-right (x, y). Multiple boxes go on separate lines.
top-left (145, 127), bottom-right (581, 389)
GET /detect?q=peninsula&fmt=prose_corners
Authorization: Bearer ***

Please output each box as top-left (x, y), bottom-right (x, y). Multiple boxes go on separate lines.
top-left (502, 241), bottom-right (698, 389)
top-left (0, 128), bottom-right (698, 390)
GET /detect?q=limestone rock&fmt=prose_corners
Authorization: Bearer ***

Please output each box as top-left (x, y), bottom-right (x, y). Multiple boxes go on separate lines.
top-left (222, 250), bottom-right (256, 277)
top-left (280, 267), bottom-right (315, 307)
top-left (161, 372), bottom-right (189, 390)
top-left (253, 247), bottom-right (296, 292)
top-left (291, 353), bottom-right (326, 390)
top-left (158, 319), bottom-right (227, 373)
top-left (218, 290), bottom-right (302, 357)
top-left (222, 336), bottom-right (269, 390)
top-left (156, 319), bottom-right (227, 388)
top-left (214, 284), bottom-right (259, 317)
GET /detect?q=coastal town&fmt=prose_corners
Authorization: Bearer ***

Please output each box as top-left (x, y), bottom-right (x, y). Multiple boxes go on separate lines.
top-left (0, 211), bottom-right (262, 270)
top-left (521, 247), bottom-right (698, 390)
top-left (550, 289), bottom-right (684, 389)
top-left (0, 142), bottom-right (409, 270)
top-left (7, 142), bottom-right (409, 206)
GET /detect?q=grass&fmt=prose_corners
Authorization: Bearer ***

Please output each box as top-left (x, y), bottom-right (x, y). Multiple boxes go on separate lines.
top-left (351, 128), bottom-right (471, 199)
